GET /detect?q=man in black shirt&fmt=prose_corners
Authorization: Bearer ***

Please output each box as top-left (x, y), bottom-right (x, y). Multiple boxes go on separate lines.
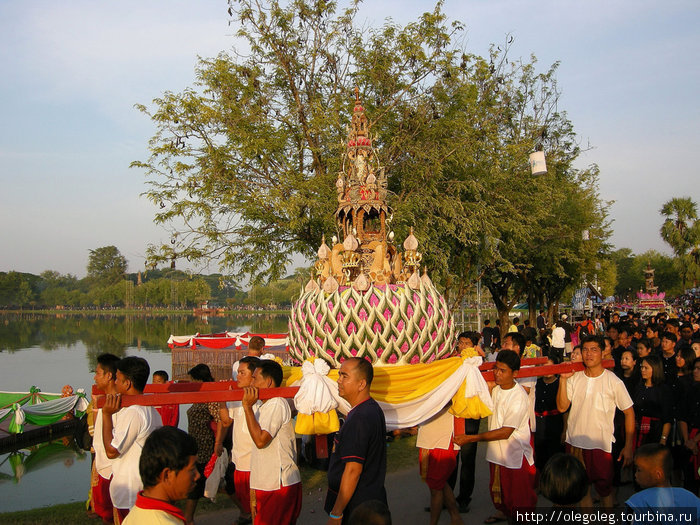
top-left (325, 358), bottom-right (387, 524)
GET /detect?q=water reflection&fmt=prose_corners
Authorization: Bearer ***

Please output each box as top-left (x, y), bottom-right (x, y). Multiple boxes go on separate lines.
top-left (0, 312), bottom-right (290, 512)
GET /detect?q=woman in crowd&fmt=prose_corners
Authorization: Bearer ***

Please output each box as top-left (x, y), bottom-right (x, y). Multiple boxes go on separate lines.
top-left (633, 355), bottom-right (672, 448)
top-left (184, 364), bottom-right (224, 525)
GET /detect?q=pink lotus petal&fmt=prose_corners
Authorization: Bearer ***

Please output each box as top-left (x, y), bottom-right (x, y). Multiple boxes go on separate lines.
top-left (423, 341), bottom-right (430, 352)
top-left (306, 323), bottom-right (313, 335)
top-left (427, 354), bottom-right (436, 363)
top-left (419, 317), bottom-right (426, 330)
top-left (327, 348), bottom-right (335, 356)
top-left (410, 355), bottom-right (419, 364)
top-left (427, 305), bottom-right (434, 317)
top-left (407, 305), bottom-right (414, 317)
top-left (311, 303), bottom-right (317, 314)
top-left (438, 342), bottom-right (445, 352)
top-left (324, 322), bottom-right (331, 333)
top-left (348, 322), bottom-right (356, 334)
top-left (413, 293), bottom-right (420, 303)
top-left (348, 298), bottom-right (356, 308)
top-left (315, 336), bottom-right (323, 346)
top-left (412, 333), bottom-right (419, 342)
top-left (328, 301), bottom-right (334, 310)
top-left (388, 354), bottom-right (398, 364)
top-left (335, 337), bottom-right (341, 346)
top-left (359, 309), bottom-right (368, 321)
top-left (383, 308), bottom-right (391, 321)
top-left (369, 294), bottom-right (379, 307)
top-left (317, 313), bottom-right (323, 323)
top-left (377, 348), bottom-right (384, 357)
top-left (351, 348), bottom-right (358, 356)
top-left (427, 295), bottom-right (434, 304)
top-left (391, 295), bottom-right (399, 306)
top-left (400, 342), bottom-right (408, 353)
top-left (431, 330), bottom-right (437, 340)
top-left (373, 321), bottom-right (382, 333)
top-left (397, 320), bottom-right (405, 331)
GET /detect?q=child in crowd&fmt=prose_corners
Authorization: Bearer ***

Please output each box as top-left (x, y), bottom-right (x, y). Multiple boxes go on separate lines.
top-left (539, 453), bottom-right (588, 507)
top-left (152, 370), bottom-right (180, 428)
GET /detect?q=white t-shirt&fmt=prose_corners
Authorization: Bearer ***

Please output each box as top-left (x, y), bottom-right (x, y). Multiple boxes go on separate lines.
top-left (565, 369), bottom-right (633, 453)
top-left (485, 383), bottom-right (534, 469)
top-left (109, 405), bottom-right (161, 509)
top-left (249, 397), bottom-right (301, 492)
top-left (551, 326), bottom-right (565, 348)
top-left (416, 407), bottom-right (459, 451)
top-left (517, 374), bottom-right (537, 431)
top-left (93, 409), bottom-right (113, 479)
top-left (227, 400), bottom-right (260, 472)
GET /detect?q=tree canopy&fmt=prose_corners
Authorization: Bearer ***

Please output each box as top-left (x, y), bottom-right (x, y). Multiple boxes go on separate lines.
top-left (87, 246), bottom-right (128, 286)
top-left (133, 0), bottom-right (610, 322)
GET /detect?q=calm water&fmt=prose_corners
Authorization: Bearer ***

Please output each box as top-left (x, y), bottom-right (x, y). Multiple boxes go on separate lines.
top-left (0, 312), bottom-right (288, 512)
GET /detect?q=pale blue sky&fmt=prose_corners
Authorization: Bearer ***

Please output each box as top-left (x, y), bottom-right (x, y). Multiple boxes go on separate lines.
top-left (1, 0), bottom-right (698, 277)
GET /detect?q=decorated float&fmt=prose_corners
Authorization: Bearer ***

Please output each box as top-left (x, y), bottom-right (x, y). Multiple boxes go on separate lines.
top-left (157, 92), bottom-right (603, 435)
top-left (636, 262), bottom-right (667, 314)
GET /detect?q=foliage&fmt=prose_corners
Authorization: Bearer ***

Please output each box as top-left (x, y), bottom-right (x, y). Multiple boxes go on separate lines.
top-left (659, 197), bottom-right (700, 289)
top-left (87, 246), bottom-right (128, 286)
top-left (133, 0), bottom-right (610, 332)
top-left (610, 248), bottom-right (682, 298)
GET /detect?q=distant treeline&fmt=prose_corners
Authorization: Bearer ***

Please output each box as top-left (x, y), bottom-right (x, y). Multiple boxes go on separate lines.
top-left (0, 268), bottom-right (304, 310)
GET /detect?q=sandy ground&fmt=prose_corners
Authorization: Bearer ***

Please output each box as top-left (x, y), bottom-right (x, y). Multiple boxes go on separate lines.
top-left (194, 442), bottom-right (636, 525)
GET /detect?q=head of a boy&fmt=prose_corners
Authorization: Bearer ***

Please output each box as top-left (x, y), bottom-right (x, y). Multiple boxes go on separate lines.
top-left (634, 443), bottom-right (672, 489)
top-left (115, 356), bottom-right (150, 395)
top-left (94, 353), bottom-right (120, 390)
top-left (139, 426), bottom-right (199, 502)
top-left (237, 356), bottom-right (261, 388)
top-left (152, 370), bottom-right (169, 384)
top-left (494, 350), bottom-right (520, 387)
top-left (252, 359), bottom-right (283, 389)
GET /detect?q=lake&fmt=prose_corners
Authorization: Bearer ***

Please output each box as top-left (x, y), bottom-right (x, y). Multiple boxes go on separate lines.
top-left (0, 312), bottom-right (289, 513)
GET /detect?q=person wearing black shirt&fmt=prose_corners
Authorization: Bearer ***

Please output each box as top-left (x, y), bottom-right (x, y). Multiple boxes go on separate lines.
top-left (534, 356), bottom-right (564, 473)
top-left (660, 332), bottom-right (678, 384)
top-left (325, 358), bottom-right (387, 524)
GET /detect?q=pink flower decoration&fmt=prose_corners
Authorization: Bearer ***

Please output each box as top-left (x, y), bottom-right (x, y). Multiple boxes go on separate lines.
top-left (311, 303), bottom-right (317, 314)
top-left (369, 294), bottom-right (379, 307)
top-left (315, 336), bottom-right (324, 346)
top-left (383, 308), bottom-right (391, 321)
top-left (407, 305), bottom-right (414, 317)
top-left (348, 322), bottom-right (356, 334)
top-left (324, 322), bottom-right (331, 333)
top-left (306, 323), bottom-right (313, 335)
top-left (400, 342), bottom-right (408, 353)
top-left (359, 308), bottom-right (368, 321)
top-left (373, 321), bottom-right (382, 333)
top-left (351, 348), bottom-right (358, 356)
top-left (348, 298), bottom-right (356, 308)
top-left (388, 354), bottom-right (398, 364)
top-left (410, 355), bottom-right (420, 364)
top-left (423, 341), bottom-right (431, 352)
top-left (317, 313), bottom-right (323, 323)
top-left (427, 305), bottom-right (434, 316)
top-left (397, 320), bottom-right (405, 331)
top-left (419, 317), bottom-right (426, 330)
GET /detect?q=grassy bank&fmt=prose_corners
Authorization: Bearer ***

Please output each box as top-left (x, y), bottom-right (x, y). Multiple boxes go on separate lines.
top-left (0, 434), bottom-right (419, 524)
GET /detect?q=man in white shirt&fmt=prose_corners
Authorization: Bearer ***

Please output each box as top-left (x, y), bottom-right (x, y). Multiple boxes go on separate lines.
top-left (557, 335), bottom-right (635, 508)
top-left (102, 356), bottom-right (162, 524)
top-left (220, 355), bottom-right (261, 524)
top-left (455, 350), bottom-right (536, 523)
top-left (242, 360), bottom-right (301, 525)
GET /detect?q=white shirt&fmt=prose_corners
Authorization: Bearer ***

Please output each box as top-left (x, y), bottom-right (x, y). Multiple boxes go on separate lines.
top-left (249, 397), bottom-right (301, 492)
top-left (565, 369), bottom-right (633, 453)
top-left (485, 383), bottom-right (534, 469)
top-left (551, 326), bottom-right (565, 348)
top-left (109, 405), bottom-right (161, 509)
top-left (416, 407), bottom-right (459, 451)
top-left (93, 409), bottom-right (113, 479)
top-left (227, 400), bottom-right (260, 472)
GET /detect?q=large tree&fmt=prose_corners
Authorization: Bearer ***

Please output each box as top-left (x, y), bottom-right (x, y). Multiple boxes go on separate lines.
top-left (87, 246), bottom-right (128, 286)
top-left (134, 0), bottom-right (608, 311)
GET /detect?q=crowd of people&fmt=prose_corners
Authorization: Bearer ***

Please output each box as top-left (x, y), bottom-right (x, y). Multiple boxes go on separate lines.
top-left (83, 310), bottom-right (700, 525)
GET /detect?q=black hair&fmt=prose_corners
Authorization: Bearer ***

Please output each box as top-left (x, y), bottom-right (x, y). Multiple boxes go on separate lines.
top-left (257, 359), bottom-right (283, 387)
top-left (139, 426), bottom-right (198, 489)
top-left (188, 363), bottom-right (215, 382)
top-left (504, 332), bottom-right (525, 353)
top-left (640, 354), bottom-right (665, 386)
top-left (661, 331), bottom-right (677, 343)
top-left (496, 349), bottom-right (520, 371)
top-left (117, 356), bottom-right (150, 392)
top-left (618, 324), bottom-right (632, 337)
top-left (635, 443), bottom-right (672, 483)
top-left (348, 499), bottom-right (392, 525)
top-left (457, 331), bottom-right (470, 341)
top-left (96, 353), bottom-right (120, 380)
top-left (347, 357), bottom-right (374, 387)
top-left (581, 335), bottom-right (605, 352)
top-left (677, 346), bottom-right (696, 374)
top-left (665, 318), bottom-right (680, 328)
top-left (548, 354), bottom-right (562, 366)
top-left (636, 338), bottom-right (652, 350)
top-left (621, 347), bottom-right (639, 362)
top-left (540, 453), bottom-right (588, 506)
top-left (458, 331), bottom-right (480, 346)
top-left (484, 319), bottom-right (491, 326)
top-left (239, 356), bottom-right (261, 371)
top-left (153, 370), bottom-right (169, 381)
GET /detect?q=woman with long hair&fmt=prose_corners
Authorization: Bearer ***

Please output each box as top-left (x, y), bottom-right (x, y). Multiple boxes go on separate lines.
top-left (633, 355), bottom-right (672, 448)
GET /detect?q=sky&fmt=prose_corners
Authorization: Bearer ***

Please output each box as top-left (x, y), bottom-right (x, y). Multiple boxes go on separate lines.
top-left (1, 0), bottom-right (698, 278)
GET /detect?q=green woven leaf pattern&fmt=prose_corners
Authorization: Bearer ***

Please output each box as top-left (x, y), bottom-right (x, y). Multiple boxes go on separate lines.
top-left (288, 282), bottom-right (454, 367)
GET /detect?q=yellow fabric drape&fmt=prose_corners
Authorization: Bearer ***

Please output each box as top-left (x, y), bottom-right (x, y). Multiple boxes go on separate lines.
top-left (294, 410), bottom-right (341, 434)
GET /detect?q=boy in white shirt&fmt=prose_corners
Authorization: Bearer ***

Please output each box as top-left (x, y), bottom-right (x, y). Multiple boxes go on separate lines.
top-left (102, 356), bottom-right (162, 524)
top-left (219, 355), bottom-right (261, 525)
top-left (455, 350), bottom-right (536, 523)
top-left (242, 359), bottom-right (302, 525)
